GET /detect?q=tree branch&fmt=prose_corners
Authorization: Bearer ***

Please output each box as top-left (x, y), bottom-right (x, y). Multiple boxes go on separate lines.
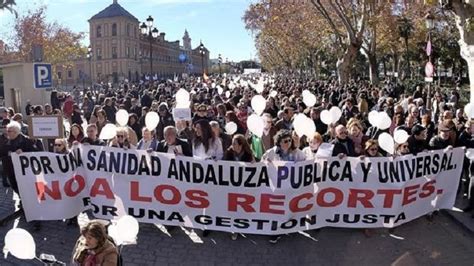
top-left (310, 0), bottom-right (344, 49)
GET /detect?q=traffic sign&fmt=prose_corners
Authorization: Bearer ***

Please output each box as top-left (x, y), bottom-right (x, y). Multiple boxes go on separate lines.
top-left (33, 63), bottom-right (52, 89)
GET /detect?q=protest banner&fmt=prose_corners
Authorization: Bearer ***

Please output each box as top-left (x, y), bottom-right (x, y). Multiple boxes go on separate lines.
top-left (12, 145), bottom-right (463, 235)
top-left (27, 115), bottom-right (63, 139)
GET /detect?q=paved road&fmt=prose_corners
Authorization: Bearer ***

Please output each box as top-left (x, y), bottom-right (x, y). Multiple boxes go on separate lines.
top-left (0, 187), bottom-right (473, 266)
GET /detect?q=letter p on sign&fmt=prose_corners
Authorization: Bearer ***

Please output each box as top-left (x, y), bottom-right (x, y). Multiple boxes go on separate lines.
top-left (34, 64), bottom-right (52, 89)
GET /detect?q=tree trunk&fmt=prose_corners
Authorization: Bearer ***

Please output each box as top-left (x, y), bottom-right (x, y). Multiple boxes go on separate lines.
top-left (337, 44), bottom-right (359, 85)
top-left (368, 53), bottom-right (379, 85)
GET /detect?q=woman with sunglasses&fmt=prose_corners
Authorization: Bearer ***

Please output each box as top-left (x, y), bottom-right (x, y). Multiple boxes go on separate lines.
top-left (261, 129), bottom-right (305, 244)
top-left (109, 127), bottom-right (134, 149)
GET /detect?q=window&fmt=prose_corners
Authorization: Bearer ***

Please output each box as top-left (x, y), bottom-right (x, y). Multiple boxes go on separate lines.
top-left (68, 70), bottom-right (72, 78)
top-left (57, 72), bottom-right (62, 79)
top-left (112, 47), bottom-right (117, 59)
top-left (96, 48), bottom-right (102, 60)
top-left (96, 25), bottom-right (102, 37)
top-left (127, 24), bottom-right (131, 36)
top-left (126, 47), bottom-right (130, 58)
top-left (134, 47), bottom-right (137, 60)
top-left (112, 23), bottom-right (117, 36)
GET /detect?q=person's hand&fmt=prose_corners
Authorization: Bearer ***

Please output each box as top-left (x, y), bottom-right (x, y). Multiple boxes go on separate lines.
top-left (337, 153), bottom-right (346, 159)
top-left (146, 148), bottom-right (153, 153)
top-left (359, 155), bottom-right (365, 160)
top-left (445, 145), bottom-right (453, 152)
top-left (173, 148), bottom-right (182, 156)
top-left (15, 149), bottom-right (23, 154)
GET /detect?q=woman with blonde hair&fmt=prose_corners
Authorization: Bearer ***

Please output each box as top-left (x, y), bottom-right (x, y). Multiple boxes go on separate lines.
top-left (109, 127), bottom-right (135, 149)
top-left (302, 132), bottom-right (323, 160)
top-left (347, 119), bottom-right (368, 156)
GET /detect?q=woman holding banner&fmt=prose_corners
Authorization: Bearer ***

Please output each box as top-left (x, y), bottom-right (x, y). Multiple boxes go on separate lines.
top-left (137, 127), bottom-right (158, 151)
top-left (109, 128), bottom-right (135, 149)
top-left (223, 134), bottom-right (255, 240)
top-left (192, 119), bottom-right (223, 160)
top-left (68, 124), bottom-right (84, 147)
top-left (262, 129), bottom-right (306, 243)
top-left (302, 132), bottom-right (323, 160)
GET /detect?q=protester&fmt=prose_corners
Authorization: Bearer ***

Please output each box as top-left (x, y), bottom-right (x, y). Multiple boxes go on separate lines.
top-left (137, 127), bottom-right (158, 151)
top-left (109, 127), bottom-right (134, 149)
top-left (302, 132), bottom-right (324, 160)
top-left (71, 220), bottom-right (118, 266)
top-left (332, 125), bottom-right (356, 157)
top-left (68, 124), bottom-right (85, 146)
top-left (156, 126), bottom-right (192, 156)
top-left (82, 124), bottom-right (106, 146)
top-left (192, 119), bottom-right (223, 160)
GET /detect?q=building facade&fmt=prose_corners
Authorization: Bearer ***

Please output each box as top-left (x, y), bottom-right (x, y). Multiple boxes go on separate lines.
top-left (85, 0), bottom-right (210, 84)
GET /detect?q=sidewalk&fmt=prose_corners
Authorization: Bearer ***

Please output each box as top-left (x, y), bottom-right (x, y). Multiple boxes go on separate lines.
top-left (444, 194), bottom-right (474, 234)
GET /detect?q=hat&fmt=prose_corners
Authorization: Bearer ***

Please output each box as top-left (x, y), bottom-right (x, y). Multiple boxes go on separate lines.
top-left (411, 124), bottom-right (426, 136)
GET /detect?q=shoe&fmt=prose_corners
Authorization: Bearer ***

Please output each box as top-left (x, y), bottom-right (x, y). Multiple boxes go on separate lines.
top-left (202, 230), bottom-right (210, 237)
top-left (269, 235), bottom-right (281, 244)
top-left (231, 233), bottom-right (237, 241)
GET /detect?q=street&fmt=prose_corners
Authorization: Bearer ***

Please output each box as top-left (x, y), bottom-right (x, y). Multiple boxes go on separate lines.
top-left (0, 187), bottom-right (472, 266)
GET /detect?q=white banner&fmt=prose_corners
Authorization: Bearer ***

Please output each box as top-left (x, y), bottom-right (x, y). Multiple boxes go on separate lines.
top-left (12, 145), bottom-right (464, 235)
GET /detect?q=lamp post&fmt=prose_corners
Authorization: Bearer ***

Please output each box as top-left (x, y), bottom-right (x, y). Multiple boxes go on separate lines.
top-left (87, 45), bottom-right (93, 90)
top-left (198, 42), bottom-right (206, 75)
top-left (398, 16), bottom-right (413, 78)
top-left (425, 12), bottom-right (435, 110)
top-left (218, 54), bottom-right (222, 76)
top-left (140, 16), bottom-right (159, 76)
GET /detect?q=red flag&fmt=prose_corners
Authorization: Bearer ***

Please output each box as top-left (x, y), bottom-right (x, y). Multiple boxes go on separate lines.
top-left (426, 37), bottom-right (432, 57)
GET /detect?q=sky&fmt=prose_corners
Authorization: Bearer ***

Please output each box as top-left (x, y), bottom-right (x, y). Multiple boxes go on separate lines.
top-left (0, 0), bottom-right (257, 62)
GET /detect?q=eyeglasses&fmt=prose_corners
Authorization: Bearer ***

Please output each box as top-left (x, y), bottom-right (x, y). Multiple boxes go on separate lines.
top-left (54, 144), bottom-right (63, 147)
top-left (282, 138), bottom-right (292, 144)
top-left (369, 148), bottom-right (378, 151)
top-left (198, 109), bottom-right (206, 112)
top-left (116, 135), bottom-right (124, 138)
top-left (401, 145), bottom-right (408, 149)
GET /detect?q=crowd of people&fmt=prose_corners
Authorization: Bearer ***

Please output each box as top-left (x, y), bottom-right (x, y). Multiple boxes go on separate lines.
top-left (0, 74), bottom-right (473, 245)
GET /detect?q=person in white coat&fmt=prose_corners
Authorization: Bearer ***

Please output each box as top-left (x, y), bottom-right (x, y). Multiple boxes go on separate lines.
top-left (192, 119), bottom-right (223, 160)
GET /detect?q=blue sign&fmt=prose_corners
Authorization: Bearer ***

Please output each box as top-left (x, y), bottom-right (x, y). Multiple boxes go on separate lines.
top-left (178, 53), bottom-right (187, 63)
top-left (34, 63), bottom-right (52, 89)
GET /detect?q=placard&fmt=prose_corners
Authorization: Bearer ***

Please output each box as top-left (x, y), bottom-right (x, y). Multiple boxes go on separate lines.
top-left (27, 115), bottom-right (63, 139)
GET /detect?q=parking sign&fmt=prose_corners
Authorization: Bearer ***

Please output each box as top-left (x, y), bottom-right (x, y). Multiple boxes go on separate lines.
top-left (34, 63), bottom-right (52, 89)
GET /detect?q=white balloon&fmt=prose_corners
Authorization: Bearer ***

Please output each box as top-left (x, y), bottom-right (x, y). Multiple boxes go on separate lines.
top-left (107, 223), bottom-right (123, 246)
top-left (116, 215), bottom-right (139, 244)
top-left (240, 80), bottom-right (248, 87)
top-left (225, 91), bottom-right (231, 98)
top-left (176, 100), bottom-right (191, 108)
top-left (368, 110), bottom-right (379, 127)
top-left (211, 82), bottom-right (216, 88)
top-left (302, 89), bottom-right (311, 97)
top-left (394, 129), bottom-right (409, 144)
top-left (217, 86), bottom-right (223, 95)
top-left (4, 228), bottom-right (36, 260)
top-left (466, 148), bottom-right (474, 160)
top-left (176, 88), bottom-right (190, 104)
top-left (225, 122), bottom-right (238, 135)
top-left (251, 95), bottom-right (266, 116)
top-left (269, 90), bottom-right (278, 98)
top-left (228, 82), bottom-right (236, 90)
top-left (377, 112), bottom-right (392, 130)
top-left (303, 92), bottom-right (317, 107)
top-left (99, 124), bottom-right (117, 140)
top-left (378, 132), bottom-right (395, 155)
top-left (293, 114), bottom-right (316, 138)
top-left (145, 112), bottom-right (160, 131)
top-left (247, 114), bottom-right (264, 137)
top-left (465, 103), bottom-right (474, 119)
top-left (320, 110), bottom-right (332, 125)
top-left (329, 106), bottom-right (342, 124)
top-left (254, 81), bottom-right (265, 93)
top-left (115, 109), bottom-right (129, 127)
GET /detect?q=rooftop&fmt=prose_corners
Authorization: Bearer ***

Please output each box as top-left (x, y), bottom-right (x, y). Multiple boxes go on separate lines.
top-left (90, 0), bottom-right (138, 21)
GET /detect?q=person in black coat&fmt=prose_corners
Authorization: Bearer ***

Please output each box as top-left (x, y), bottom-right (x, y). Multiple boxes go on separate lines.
top-left (0, 121), bottom-right (41, 195)
top-left (407, 124), bottom-right (428, 155)
top-left (429, 122), bottom-right (452, 150)
top-left (156, 126), bottom-right (192, 157)
top-left (331, 125), bottom-right (356, 157)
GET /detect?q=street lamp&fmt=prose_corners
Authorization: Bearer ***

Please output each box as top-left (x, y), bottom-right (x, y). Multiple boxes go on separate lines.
top-left (87, 45), bottom-right (93, 89)
top-left (140, 15), bottom-right (159, 76)
top-left (218, 54), bottom-right (222, 75)
top-left (198, 42), bottom-right (206, 75)
top-left (425, 12), bottom-right (435, 110)
top-left (398, 16), bottom-right (413, 77)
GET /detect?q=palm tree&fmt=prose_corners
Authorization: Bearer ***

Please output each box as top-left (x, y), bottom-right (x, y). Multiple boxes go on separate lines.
top-left (0, 0), bottom-right (17, 17)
